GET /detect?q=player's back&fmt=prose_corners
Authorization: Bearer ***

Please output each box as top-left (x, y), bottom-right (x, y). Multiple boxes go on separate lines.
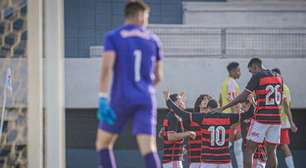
top-left (200, 113), bottom-right (235, 164)
top-left (104, 24), bottom-right (162, 105)
top-left (188, 121), bottom-right (202, 163)
top-left (161, 112), bottom-right (184, 163)
top-left (253, 70), bottom-right (283, 124)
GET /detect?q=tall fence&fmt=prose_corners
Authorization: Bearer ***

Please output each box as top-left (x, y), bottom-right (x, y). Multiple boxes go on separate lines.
top-left (149, 25), bottom-right (306, 58)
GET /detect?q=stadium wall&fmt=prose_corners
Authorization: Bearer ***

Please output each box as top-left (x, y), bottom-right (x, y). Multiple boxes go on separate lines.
top-left (2, 58), bottom-right (303, 108)
top-left (183, 1), bottom-right (306, 27)
top-left (64, 0), bottom-right (306, 58)
top-left (64, 0), bottom-right (183, 58)
top-left (65, 58), bottom-right (306, 109)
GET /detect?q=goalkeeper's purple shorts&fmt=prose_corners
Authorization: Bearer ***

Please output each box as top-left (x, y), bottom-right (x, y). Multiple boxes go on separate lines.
top-left (99, 100), bottom-right (157, 136)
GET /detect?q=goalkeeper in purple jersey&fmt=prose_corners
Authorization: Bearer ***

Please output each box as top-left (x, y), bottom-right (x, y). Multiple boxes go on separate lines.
top-left (95, 1), bottom-right (163, 168)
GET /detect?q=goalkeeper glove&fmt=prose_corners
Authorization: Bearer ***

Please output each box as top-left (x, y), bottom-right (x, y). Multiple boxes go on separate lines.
top-left (97, 96), bottom-right (117, 125)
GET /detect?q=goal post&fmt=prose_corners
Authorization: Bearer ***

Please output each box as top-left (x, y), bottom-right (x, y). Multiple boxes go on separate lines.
top-left (27, 0), bottom-right (44, 167)
top-left (44, 0), bottom-right (66, 167)
top-left (27, 0), bottom-right (66, 167)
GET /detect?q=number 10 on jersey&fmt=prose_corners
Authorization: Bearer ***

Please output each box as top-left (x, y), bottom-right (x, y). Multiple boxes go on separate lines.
top-left (208, 126), bottom-right (226, 146)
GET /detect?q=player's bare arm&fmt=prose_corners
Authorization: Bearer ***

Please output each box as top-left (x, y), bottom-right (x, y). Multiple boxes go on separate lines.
top-left (219, 93), bottom-right (223, 106)
top-left (228, 93), bottom-right (240, 114)
top-left (163, 90), bottom-right (170, 100)
top-left (158, 127), bottom-right (165, 139)
top-left (283, 97), bottom-right (298, 133)
top-left (227, 89), bottom-right (240, 114)
top-left (154, 61), bottom-right (163, 85)
top-left (240, 105), bottom-right (255, 121)
top-left (97, 51), bottom-right (117, 125)
top-left (247, 93), bottom-right (256, 106)
top-left (221, 90), bottom-right (250, 111)
top-left (164, 91), bottom-right (205, 126)
top-left (163, 90), bottom-right (192, 120)
top-left (167, 131), bottom-right (196, 141)
top-left (100, 51), bottom-right (116, 94)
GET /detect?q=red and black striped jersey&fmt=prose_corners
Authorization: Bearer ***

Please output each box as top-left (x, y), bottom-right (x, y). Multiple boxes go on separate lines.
top-left (161, 112), bottom-right (184, 163)
top-left (187, 121), bottom-right (201, 163)
top-left (246, 70), bottom-right (283, 124)
top-left (166, 99), bottom-right (255, 164)
top-left (200, 114), bottom-right (235, 164)
top-left (253, 143), bottom-right (267, 162)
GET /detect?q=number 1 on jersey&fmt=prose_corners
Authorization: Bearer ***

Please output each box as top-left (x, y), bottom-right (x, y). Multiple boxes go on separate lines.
top-left (134, 50), bottom-right (142, 82)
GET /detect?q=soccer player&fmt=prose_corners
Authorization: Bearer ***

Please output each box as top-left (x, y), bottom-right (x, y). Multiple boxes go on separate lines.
top-left (194, 95), bottom-right (213, 114)
top-left (160, 93), bottom-right (196, 168)
top-left (189, 95), bottom-right (212, 168)
top-left (272, 68), bottom-right (298, 168)
top-left (163, 90), bottom-right (255, 168)
top-left (219, 62), bottom-right (243, 168)
top-left (220, 58), bottom-right (284, 168)
top-left (96, 1), bottom-right (163, 168)
top-left (240, 96), bottom-right (267, 168)
top-left (219, 62), bottom-right (241, 114)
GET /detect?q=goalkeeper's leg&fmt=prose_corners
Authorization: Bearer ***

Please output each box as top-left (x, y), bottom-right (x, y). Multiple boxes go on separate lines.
top-left (137, 135), bottom-right (161, 168)
top-left (96, 129), bottom-right (119, 168)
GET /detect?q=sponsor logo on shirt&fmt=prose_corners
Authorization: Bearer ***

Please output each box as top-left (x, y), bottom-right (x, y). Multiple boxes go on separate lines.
top-left (251, 131), bottom-right (260, 138)
top-left (121, 30), bottom-right (150, 39)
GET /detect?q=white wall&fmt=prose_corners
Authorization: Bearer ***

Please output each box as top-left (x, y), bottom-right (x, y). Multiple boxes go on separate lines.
top-left (65, 58), bottom-right (306, 109)
top-left (0, 58), bottom-right (304, 109)
top-left (183, 1), bottom-right (306, 27)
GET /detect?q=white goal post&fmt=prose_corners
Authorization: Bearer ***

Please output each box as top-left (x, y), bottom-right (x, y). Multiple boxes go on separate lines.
top-left (27, 0), bottom-right (65, 168)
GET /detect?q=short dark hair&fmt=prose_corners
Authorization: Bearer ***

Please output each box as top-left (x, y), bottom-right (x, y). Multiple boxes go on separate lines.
top-left (227, 62), bottom-right (239, 72)
top-left (207, 99), bottom-right (218, 109)
top-left (193, 94), bottom-right (212, 112)
top-left (124, 1), bottom-right (150, 18)
top-left (248, 57), bottom-right (262, 68)
top-left (271, 68), bottom-right (281, 75)
top-left (169, 93), bottom-right (178, 102)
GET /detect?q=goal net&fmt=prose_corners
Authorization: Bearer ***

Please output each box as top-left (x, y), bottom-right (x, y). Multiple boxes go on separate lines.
top-left (0, 0), bottom-right (28, 167)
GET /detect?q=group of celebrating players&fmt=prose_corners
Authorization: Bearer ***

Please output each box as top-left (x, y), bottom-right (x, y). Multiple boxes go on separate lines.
top-left (159, 59), bottom-right (298, 168)
top-left (95, 1), bottom-right (298, 168)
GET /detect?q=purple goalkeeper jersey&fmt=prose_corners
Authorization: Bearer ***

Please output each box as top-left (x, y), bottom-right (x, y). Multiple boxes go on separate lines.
top-left (103, 24), bottom-right (163, 106)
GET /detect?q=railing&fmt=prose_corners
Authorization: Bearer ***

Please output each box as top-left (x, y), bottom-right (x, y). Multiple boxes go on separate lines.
top-left (89, 26), bottom-right (306, 58)
top-left (149, 25), bottom-right (306, 58)
top-left (89, 46), bottom-right (103, 58)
